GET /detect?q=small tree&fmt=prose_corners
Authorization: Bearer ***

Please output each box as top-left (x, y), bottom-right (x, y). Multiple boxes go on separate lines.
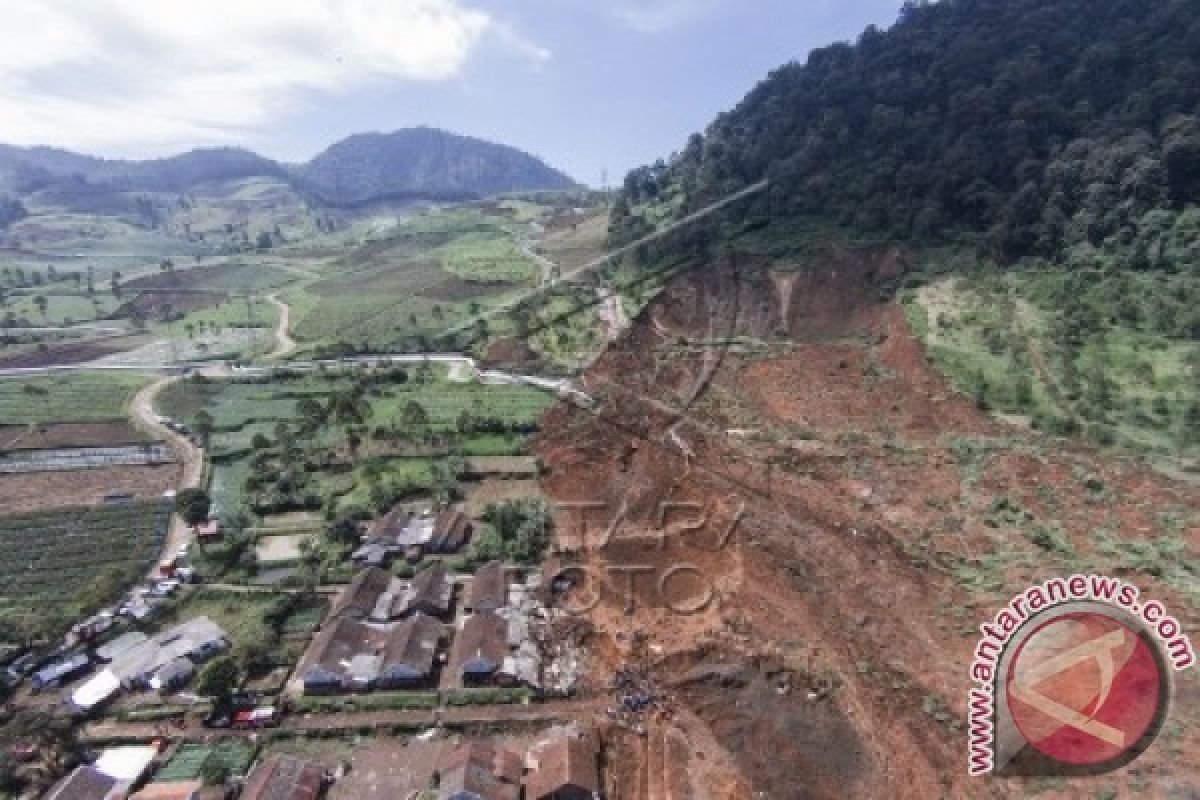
top-left (402, 399), bottom-right (428, 427)
top-left (195, 655), bottom-right (239, 701)
top-left (199, 760), bottom-right (229, 787)
top-left (193, 410), bottom-right (214, 444)
top-left (175, 487), bottom-right (212, 526)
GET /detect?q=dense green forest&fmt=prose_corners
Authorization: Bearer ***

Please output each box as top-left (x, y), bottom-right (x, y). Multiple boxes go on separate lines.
top-left (610, 0), bottom-right (1200, 460)
top-left (612, 0), bottom-right (1200, 264)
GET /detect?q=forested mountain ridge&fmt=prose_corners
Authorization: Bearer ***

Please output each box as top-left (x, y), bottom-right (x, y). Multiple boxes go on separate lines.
top-left (0, 146), bottom-right (284, 195)
top-left (611, 0), bottom-right (1200, 269)
top-left (0, 128), bottom-right (575, 212)
top-left (295, 127), bottom-right (576, 206)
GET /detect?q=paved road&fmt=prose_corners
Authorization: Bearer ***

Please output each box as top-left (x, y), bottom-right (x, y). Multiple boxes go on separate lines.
top-left (128, 376), bottom-right (204, 575)
top-left (0, 352), bottom-right (587, 404)
top-left (0, 324), bottom-right (127, 335)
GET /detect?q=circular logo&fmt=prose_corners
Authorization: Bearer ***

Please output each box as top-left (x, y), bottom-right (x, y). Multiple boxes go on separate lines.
top-left (1005, 611), bottom-right (1168, 767)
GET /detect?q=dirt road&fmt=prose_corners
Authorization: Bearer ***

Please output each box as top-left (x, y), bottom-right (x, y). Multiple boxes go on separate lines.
top-left (81, 700), bottom-right (598, 743)
top-left (267, 293), bottom-right (297, 358)
top-left (129, 376), bottom-right (204, 574)
top-left (518, 229), bottom-right (558, 285)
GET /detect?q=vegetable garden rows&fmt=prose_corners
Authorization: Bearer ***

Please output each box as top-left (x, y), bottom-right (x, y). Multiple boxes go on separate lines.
top-left (0, 501), bottom-right (169, 606)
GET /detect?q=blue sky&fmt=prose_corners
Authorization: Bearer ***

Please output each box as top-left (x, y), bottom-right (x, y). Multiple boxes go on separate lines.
top-left (0, 1), bottom-right (903, 184)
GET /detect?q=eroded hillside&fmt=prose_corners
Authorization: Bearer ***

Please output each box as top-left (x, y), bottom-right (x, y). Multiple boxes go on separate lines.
top-left (533, 249), bottom-right (1199, 799)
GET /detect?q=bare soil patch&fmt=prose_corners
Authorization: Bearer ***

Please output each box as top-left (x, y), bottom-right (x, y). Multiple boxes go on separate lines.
top-left (255, 533), bottom-right (308, 564)
top-left (0, 336), bottom-right (146, 368)
top-left (0, 463), bottom-right (182, 513)
top-left (119, 291), bottom-right (223, 318)
top-left (464, 479), bottom-right (543, 516)
top-left (0, 420), bottom-right (150, 450)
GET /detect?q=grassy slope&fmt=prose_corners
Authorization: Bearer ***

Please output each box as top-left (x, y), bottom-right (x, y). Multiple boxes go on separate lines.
top-left (905, 269), bottom-right (1199, 466)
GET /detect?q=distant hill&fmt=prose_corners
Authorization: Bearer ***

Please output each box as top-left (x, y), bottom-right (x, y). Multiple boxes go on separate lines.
top-left (0, 128), bottom-right (575, 212)
top-left (294, 127), bottom-right (576, 206)
top-left (0, 145), bottom-right (283, 195)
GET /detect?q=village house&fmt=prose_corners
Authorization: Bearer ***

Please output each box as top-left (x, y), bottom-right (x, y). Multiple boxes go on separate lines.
top-left (42, 767), bottom-right (122, 800)
top-left (148, 657), bottom-right (195, 693)
top-left (240, 756), bottom-right (329, 800)
top-left (449, 568), bottom-right (543, 689)
top-left (437, 741), bottom-right (523, 800)
top-left (70, 617), bottom-right (228, 711)
top-left (465, 561), bottom-right (508, 613)
top-left (299, 612), bottom-right (443, 694)
top-left (328, 564), bottom-right (453, 624)
top-left (45, 746), bottom-right (161, 800)
top-left (94, 632), bottom-right (149, 663)
top-left (352, 507), bottom-right (474, 566)
top-left (31, 653), bottom-right (91, 691)
top-left (328, 567), bottom-right (398, 622)
top-left (395, 562), bottom-right (454, 618)
top-left (449, 612), bottom-right (509, 686)
top-left (107, 616), bottom-right (228, 688)
top-left (524, 726), bottom-right (602, 800)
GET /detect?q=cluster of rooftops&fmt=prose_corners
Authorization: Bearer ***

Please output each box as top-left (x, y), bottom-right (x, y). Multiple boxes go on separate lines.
top-left (45, 726), bottom-right (601, 800)
top-left (69, 616), bottom-right (228, 712)
top-left (351, 507), bottom-right (475, 567)
top-left (298, 560), bottom-right (547, 694)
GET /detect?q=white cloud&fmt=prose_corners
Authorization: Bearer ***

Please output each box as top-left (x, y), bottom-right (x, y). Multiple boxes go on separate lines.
top-left (0, 0), bottom-right (543, 154)
top-left (605, 0), bottom-right (722, 34)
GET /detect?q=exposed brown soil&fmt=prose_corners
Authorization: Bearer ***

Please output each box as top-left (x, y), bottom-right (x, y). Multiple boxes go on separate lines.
top-left (123, 263), bottom-right (247, 291)
top-left (424, 273), bottom-right (514, 302)
top-left (0, 336), bottom-right (145, 368)
top-left (483, 336), bottom-right (539, 367)
top-left (119, 290), bottom-right (224, 318)
top-left (0, 420), bottom-right (149, 450)
top-left (0, 463), bottom-right (182, 513)
top-left (533, 249), bottom-right (1200, 800)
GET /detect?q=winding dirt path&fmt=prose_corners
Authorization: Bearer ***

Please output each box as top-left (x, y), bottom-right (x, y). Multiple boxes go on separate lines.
top-left (129, 376), bottom-right (204, 575)
top-left (267, 293), bottom-right (297, 358)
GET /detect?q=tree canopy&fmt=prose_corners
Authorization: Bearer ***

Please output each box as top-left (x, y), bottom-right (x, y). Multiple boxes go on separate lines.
top-left (612, 0), bottom-right (1200, 268)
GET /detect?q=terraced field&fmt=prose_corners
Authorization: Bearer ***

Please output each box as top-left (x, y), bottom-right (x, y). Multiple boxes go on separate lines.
top-left (0, 501), bottom-right (170, 635)
top-left (0, 371), bottom-right (150, 424)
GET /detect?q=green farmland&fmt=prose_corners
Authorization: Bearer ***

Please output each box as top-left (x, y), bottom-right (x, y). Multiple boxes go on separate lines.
top-left (159, 364), bottom-right (553, 519)
top-left (153, 739), bottom-right (258, 782)
top-left (0, 501), bottom-right (169, 640)
top-left (0, 371), bottom-right (150, 424)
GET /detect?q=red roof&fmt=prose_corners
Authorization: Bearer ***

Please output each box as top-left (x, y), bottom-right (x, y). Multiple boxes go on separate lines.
top-left (525, 728), bottom-right (601, 800)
